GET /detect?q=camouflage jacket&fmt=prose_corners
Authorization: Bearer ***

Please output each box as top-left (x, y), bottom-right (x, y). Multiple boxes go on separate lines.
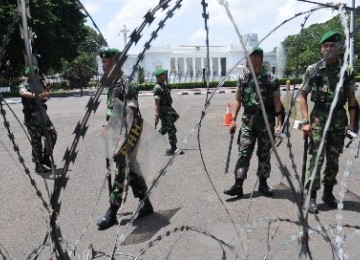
top-left (19, 82), bottom-right (47, 119)
top-left (302, 60), bottom-right (357, 130)
top-left (107, 80), bottom-right (139, 119)
top-left (302, 60), bottom-right (356, 107)
top-left (239, 66), bottom-right (279, 115)
top-left (153, 82), bottom-right (172, 106)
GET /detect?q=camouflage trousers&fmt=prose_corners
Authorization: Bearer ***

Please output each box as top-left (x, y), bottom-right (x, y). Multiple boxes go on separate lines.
top-left (159, 113), bottom-right (177, 149)
top-left (305, 127), bottom-right (345, 191)
top-left (234, 122), bottom-right (274, 179)
top-left (24, 117), bottom-right (57, 164)
top-left (110, 167), bottom-right (148, 206)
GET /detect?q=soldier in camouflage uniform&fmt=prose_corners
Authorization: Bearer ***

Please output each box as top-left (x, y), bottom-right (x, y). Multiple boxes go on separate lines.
top-left (224, 47), bottom-right (283, 198)
top-left (19, 66), bottom-right (57, 173)
top-left (153, 68), bottom-right (183, 155)
top-left (300, 31), bottom-right (358, 214)
top-left (97, 48), bottom-right (153, 230)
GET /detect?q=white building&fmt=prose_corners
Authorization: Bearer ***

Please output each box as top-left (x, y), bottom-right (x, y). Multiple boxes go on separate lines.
top-left (120, 34), bottom-right (279, 83)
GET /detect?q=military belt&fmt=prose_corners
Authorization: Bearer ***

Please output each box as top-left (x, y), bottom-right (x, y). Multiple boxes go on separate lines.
top-left (314, 104), bottom-right (344, 110)
top-left (244, 107), bottom-right (273, 115)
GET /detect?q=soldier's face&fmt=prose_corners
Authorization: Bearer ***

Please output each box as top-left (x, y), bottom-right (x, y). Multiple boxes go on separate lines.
top-left (101, 58), bottom-right (113, 74)
top-left (247, 55), bottom-right (262, 73)
top-left (321, 42), bottom-right (339, 63)
top-left (27, 73), bottom-right (40, 83)
top-left (156, 74), bottom-right (166, 82)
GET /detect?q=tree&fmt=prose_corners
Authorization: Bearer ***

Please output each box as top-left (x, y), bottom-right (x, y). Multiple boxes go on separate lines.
top-left (282, 16), bottom-right (342, 77)
top-left (0, 0), bottom-right (90, 76)
top-left (282, 10), bottom-right (360, 76)
top-left (62, 26), bottom-right (104, 89)
top-left (136, 65), bottom-right (145, 84)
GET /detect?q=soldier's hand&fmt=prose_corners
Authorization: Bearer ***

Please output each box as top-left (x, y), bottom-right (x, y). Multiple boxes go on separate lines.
top-left (229, 121), bottom-right (236, 134)
top-left (275, 125), bottom-right (282, 134)
top-left (39, 91), bottom-right (49, 101)
top-left (155, 115), bottom-right (160, 129)
top-left (345, 126), bottom-right (357, 139)
top-left (302, 124), bottom-right (311, 139)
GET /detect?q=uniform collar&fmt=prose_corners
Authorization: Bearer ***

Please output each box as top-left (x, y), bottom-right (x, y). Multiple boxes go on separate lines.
top-left (319, 58), bottom-right (342, 70)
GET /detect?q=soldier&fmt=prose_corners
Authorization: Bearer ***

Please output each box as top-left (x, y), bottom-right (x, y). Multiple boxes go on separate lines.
top-left (97, 48), bottom-right (153, 230)
top-left (153, 68), bottom-right (184, 156)
top-left (19, 66), bottom-right (57, 173)
top-left (300, 31), bottom-right (358, 214)
top-left (224, 47), bottom-right (283, 198)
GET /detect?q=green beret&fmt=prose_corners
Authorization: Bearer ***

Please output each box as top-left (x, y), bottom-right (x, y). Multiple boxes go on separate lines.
top-left (320, 31), bottom-right (341, 44)
top-left (155, 68), bottom-right (166, 77)
top-left (99, 48), bottom-right (120, 58)
top-left (250, 47), bottom-right (263, 56)
top-left (24, 66), bottom-right (39, 75)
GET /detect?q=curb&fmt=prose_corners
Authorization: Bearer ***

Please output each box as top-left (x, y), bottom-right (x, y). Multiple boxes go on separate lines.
top-left (280, 86), bottom-right (300, 91)
top-left (176, 89), bottom-right (236, 95)
top-left (1, 98), bottom-right (21, 104)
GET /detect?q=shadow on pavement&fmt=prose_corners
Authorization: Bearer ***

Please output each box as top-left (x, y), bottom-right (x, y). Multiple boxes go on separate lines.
top-left (225, 182), bottom-right (296, 202)
top-left (318, 190), bottom-right (360, 213)
top-left (271, 183), bottom-right (360, 214)
top-left (120, 207), bottom-right (181, 246)
top-left (37, 167), bottom-right (66, 179)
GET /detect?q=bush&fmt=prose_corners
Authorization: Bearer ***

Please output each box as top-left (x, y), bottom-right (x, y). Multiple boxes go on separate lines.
top-left (0, 77), bottom-right (23, 97)
top-left (278, 78), bottom-right (302, 85)
top-left (136, 80), bottom-right (238, 91)
top-left (51, 81), bottom-right (69, 91)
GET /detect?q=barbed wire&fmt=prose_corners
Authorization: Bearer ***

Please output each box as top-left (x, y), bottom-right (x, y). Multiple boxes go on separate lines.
top-left (1, 0), bottom-right (360, 259)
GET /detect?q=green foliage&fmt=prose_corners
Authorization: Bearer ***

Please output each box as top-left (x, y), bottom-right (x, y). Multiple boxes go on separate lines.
top-left (50, 81), bottom-right (69, 91)
top-left (355, 74), bottom-right (360, 82)
top-left (0, 1), bottom-right (103, 76)
top-left (62, 55), bottom-right (97, 89)
top-left (136, 80), bottom-right (238, 91)
top-left (0, 77), bottom-right (24, 97)
top-left (136, 66), bottom-right (145, 84)
top-left (282, 11), bottom-right (360, 76)
top-left (277, 78), bottom-right (302, 85)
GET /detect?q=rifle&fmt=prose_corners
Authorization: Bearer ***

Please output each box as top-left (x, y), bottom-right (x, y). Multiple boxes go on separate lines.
top-left (102, 124), bottom-right (112, 196)
top-left (106, 158), bottom-right (112, 196)
top-left (301, 135), bottom-right (309, 202)
top-left (225, 133), bottom-right (234, 173)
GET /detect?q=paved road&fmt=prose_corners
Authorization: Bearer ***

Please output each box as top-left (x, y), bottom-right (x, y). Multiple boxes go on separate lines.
top-left (1, 90), bottom-right (360, 259)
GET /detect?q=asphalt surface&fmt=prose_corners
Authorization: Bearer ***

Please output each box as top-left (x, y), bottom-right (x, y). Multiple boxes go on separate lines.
top-left (1, 89), bottom-right (360, 259)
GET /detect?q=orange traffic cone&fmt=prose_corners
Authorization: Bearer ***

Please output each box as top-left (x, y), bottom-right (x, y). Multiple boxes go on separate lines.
top-left (223, 102), bottom-right (232, 126)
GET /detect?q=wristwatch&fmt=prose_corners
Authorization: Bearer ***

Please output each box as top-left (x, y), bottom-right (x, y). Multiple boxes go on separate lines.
top-left (301, 118), bottom-right (310, 125)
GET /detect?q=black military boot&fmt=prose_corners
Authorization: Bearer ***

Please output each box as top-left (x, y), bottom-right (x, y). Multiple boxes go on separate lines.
top-left (41, 155), bottom-right (56, 169)
top-left (97, 204), bottom-right (120, 230)
top-left (258, 178), bottom-right (273, 197)
top-left (35, 162), bottom-right (46, 173)
top-left (166, 147), bottom-right (184, 156)
top-left (137, 198), bottom-right (154, 219)
top-left (224, 178), bottom-right (243, 197)
top-left (322, 185), bottom-right (338, 208)
top-left (308, 190), bottom-right (319, 214)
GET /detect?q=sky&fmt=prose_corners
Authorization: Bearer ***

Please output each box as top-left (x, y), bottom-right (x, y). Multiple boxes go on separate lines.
top-left (81, 0), bottom-right (356, 54)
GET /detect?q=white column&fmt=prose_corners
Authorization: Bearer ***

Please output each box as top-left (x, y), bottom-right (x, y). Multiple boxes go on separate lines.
top-left (209, 57), bottom-right (213, 78)
top-left (218, 58), bottom-right (221, 76)
top-left (184, 56), bottom-right (188, 81)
